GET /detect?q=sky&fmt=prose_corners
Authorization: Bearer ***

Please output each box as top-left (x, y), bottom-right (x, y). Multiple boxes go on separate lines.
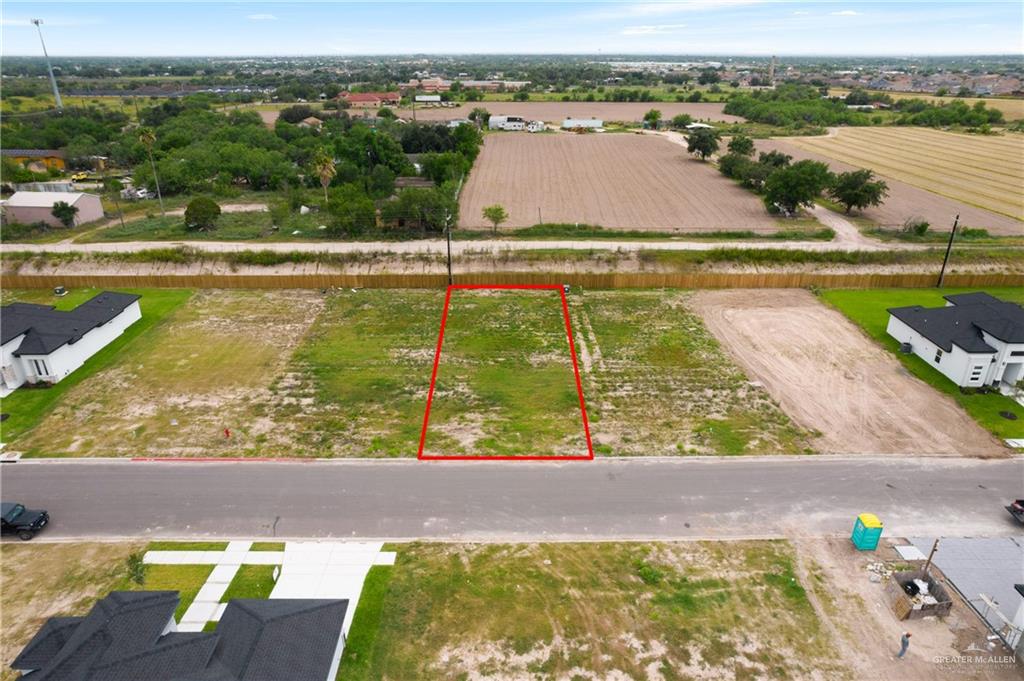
top-left (2, 1), bottom-right (1022, 57)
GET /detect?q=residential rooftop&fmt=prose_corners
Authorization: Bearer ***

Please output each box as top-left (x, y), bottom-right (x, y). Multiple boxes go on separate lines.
top-left (1, 291), bottom-right (141, 356)
top-left (887, 291), bottom-right (1024, 354)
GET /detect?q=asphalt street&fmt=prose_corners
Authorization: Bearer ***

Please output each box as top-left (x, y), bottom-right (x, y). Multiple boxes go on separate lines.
top-left (3, 456), bottom-right (1021, 541)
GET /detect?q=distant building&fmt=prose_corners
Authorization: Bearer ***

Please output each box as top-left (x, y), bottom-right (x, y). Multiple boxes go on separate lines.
top-left (2, 191), bottom-right (104, 228)
top-left (489, 115), bottom-right (526, 131)
top-left (887, 292), bottom-right (1024, 390)
top-left (403, 77), bottom-right (451, 92)
top-left (526, 120), bottom-right (546, 133)
top-left (415, 94), bottom-right (442, 103)
top-left (298, 116), bottom-right (323, 130)
top-left (561, 118), bottom-right (603, 130)
top-left (1, 149), bottom-right (66, 172)
top-left (339, 91), bottom-right (400, 108)
top-left (1, 292), bottom-right (142, 394)
top-left (447, 119), bottom-right (472, 128)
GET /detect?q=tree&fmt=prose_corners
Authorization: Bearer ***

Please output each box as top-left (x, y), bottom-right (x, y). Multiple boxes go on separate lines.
top-left (377, 107), bottom-right (396, 120)
top-left (935, 87), bottom-right (949, 97)
top-left (183, 197), bottom-right (221, 231)
top-left (670, 113), bottom-right (693, 129)
top-left (468, 107), bottom-right (491, 126)
top-left (643, 108), bottom-right (662, 129)
top-left (50, 201), bottom-right (79, 228)
top-left (763, 160), bottom-right (834, 215)
top-left (311, 149), bottom-right (336, 203)
top-left (279, 104), bottom-right (315, 124)
top-left (727, 134), bottom-right (755, 157)
top-left (325, 184), bottom-right (376, 237)
top-left (482, 204), bottom-right (508, 233)
top-left (829, 169), bottom-right (889, 214)
top-left (512, 90), bottom-right (530, 102)
top-left (138, 127), bottom-right (165, 216)
top-left (686, 91), bottom-right (703, 103)
top-left (686, 128), bottom-right (720, 160)
top-left (697, 69), bottom-right (721, 85)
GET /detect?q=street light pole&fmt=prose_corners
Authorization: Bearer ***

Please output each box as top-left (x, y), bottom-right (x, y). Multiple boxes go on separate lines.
top-left (444, 210), bottom-right (453, 286)
top-left (31, 19), bottom-right (63, 112)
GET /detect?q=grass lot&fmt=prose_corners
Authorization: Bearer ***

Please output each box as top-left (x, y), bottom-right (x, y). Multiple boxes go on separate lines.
top-left (423, 289), bottom-right (588, 457)
top-left (81, 211), bottom-right (325, 242)
top-left (336, 566), bottom-right (394, 679)
top-left (134, 564), bottom-right (215, 621)
top-left (335, 541), bottom-right (845, 680)
top-left (821, 287), bottom-right (1024, 439)
top-left (220, 565), bottom-right (277, 602)
top-left (6, 289), bottom-right (324, 457)
top-left (250, 541), bottom-right (286, 551)
top-left (0, 288), bottom-right (192, 445)
top-left (146, 541), bottom-right (230, 551)
top-left (575, 290), bottom-right (810, 454)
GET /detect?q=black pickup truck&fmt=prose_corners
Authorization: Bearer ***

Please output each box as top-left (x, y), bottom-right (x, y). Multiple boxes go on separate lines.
top-left (1, 502), bottom-right (50, 540)
top-left (1007, 500), bottom-right (1024, 525)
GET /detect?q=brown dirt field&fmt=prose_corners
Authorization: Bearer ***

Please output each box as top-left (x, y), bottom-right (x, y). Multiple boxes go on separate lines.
top-left (0, 542), bottom-right (142, 681)
top-left (460, 132), bottom-right (783, 232)
top-left (689, 289), bottom-right (1006, 456)
top-left (395, 101), bottom-right (743, 124)
top-left (795, 538), bottom-right (1022, 681)
top-left (756, 136), bottom-right (1024, 236)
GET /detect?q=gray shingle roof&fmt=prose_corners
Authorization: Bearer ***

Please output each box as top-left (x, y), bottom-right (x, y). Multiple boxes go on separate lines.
top-left (13, 593), bottom-right (348, 681)
top-left (1, 292), bottom-right (140, 356)
top-left (888, 291), bottom-right (1024, 354)
top-left (1, 149), bottom-right (66, 158)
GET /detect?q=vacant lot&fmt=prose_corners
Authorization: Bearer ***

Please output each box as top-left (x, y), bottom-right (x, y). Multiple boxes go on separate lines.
top-left (423, 289), bottom-right (587, 457)
top-left (12, 289), bottom-right (325, 457)
top-left (572, 290), bottom-right (808, 455)
top-left (461, 133), bottom-right (784, 232)
top-left (782, 127), bottom-right (1024, 226)
top-left (828, 88), bottom-right (1024, 120)
top-left (822, 287), bottom-right (1024, 441)
top-left (690, 289), bottom-right (1006, 456)
top-left (394, 101), bottom-right (743, 124)
top-left (346, 541), bottom-right (845, 680)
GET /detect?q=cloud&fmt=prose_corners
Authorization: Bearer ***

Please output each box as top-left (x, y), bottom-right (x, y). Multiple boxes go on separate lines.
top-left (829, 10), bottom-right (862, 16)
top-left (792, 10), bottom-right (810, 15)
top-left (623, 23), bottom-right (688, 35)
top-left (247, 14), bottom-right (277, 21)
top-left (585, 1), bottom-right (761, 20)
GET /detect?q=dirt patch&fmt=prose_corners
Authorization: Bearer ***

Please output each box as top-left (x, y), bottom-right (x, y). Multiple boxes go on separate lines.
top-left (460, 133), bottom-right (783, 232)
top-left (394, 101), bottom-right (743, 124)
top-left (795, 538), bottom-right (1022, 681)
top-left (689, 289), bottom-right (1005, 455)
top-left (0, 542), bottom-right (142, 680)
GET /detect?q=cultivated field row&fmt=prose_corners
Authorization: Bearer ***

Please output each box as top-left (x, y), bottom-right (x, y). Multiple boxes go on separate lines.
top-left (789, 128), bottom-right (1024, 219)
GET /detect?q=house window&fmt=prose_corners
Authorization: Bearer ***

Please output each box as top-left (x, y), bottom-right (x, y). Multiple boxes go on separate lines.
top-left (933, 349), bottom-right (943, 363)
top-left (1012, 350), bottom-right (1024, 357)
top-left (969, 365), bottom-right (984, 381)
top-left (31, 359), bottom-right (50, 376)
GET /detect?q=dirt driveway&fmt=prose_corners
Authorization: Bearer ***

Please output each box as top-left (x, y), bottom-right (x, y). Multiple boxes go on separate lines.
top-left (689, 289), bottom-right (1005, 456)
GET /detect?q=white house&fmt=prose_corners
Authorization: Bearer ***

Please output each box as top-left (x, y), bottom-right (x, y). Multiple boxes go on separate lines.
top-left (3, 191), bottom-right (104, 228)
top-left (526, 120), bottom-right (546, 133)
top-left (685, 122), bottom-right (715, 130)
top-left (562, 118), bottom-right (603, 130)
top-left (887, 292), bottom-right (1024, 391)
top-left (488, 115), bottom-right (526, 131)
top-left (0, 291), bottom-right (142, 395)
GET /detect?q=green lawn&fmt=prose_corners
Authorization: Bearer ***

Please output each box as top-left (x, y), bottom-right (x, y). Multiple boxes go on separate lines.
top-left (220, 565), bottom-right (277, 602)
top-left (335, 566), bottom-right (394, 680)
top-left (336, 542), bottom-right (844, 680)
top-left (131, 564), bottom-right (215, 621)
top-left (146, 541), bottom-right (229, 551)
top-left (81, 211), bottom-right (325, 242)
top-left (0, 288), bottom-right (193, 445)
top-left (821, 287), bottom-right (1024, 439)
top-left (250, 542), bottom-right (286, 551)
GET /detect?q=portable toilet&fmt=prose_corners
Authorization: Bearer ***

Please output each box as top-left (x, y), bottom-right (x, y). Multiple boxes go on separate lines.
top-left (851, 513), bottom-right (883, 550)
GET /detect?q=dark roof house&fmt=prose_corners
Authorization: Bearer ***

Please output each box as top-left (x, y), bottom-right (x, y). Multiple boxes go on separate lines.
top-left (1, 292), bottom-right (141, 357)
top-left (12, 591), bottom-right (348, 681)
top-left (887, 291), bottom-right (1024, 354)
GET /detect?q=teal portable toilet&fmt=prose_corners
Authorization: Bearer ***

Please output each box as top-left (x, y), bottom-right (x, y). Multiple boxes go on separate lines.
top-left (851, 513), bottom-right (883, 550)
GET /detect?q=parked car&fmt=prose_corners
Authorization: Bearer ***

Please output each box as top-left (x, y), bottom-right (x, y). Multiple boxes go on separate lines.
top-left (1007, 499), bottom-right (1024, 525)
top-left (120, 187), bottom-right (155, 201)
top-left (70, 171), bottom-right (89, 181)
top-left (1, 502), bottom-right (49, 540)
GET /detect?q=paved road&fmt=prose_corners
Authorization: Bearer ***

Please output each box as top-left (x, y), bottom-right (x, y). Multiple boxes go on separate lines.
top-left (3, 457), bottom-right (1020, 541)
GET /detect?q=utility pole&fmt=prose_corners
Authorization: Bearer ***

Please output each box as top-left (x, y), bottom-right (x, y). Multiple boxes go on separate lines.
top-left (936, 214), bottom-right (959, 288)
top-left (32, 19), bottom-right (64, 112)
top-left (923, 538), bottom-right (940, 576)
top-left (444, 210), bottom-right (453, 286)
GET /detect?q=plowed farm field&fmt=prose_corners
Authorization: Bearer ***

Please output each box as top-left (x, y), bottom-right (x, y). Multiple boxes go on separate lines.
top-left (459, 132), bottom-right (782, 232)
top-left (787, 127), bottom-right (1024, 222)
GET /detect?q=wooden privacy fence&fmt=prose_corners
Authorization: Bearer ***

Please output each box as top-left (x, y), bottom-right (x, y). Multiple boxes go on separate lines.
top-left (3, 271), bottom-right (1023, 290)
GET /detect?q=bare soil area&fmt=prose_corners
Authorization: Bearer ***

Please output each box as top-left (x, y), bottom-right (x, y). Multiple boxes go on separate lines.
top-left (756, 137), bottom-right (1024, 236)
top-left (394, 101), bottom-right (743, 124)
top-left (460, 133), bottom-right (783, 232)
top-left (795, 538), bottom-right (1022, 681)
top-left (689, 289), bottom-right (1005, 456)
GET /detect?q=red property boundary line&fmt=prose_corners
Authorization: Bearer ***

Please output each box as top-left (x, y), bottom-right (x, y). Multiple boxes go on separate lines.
top-left (418, 284), bottom-right (594, 461)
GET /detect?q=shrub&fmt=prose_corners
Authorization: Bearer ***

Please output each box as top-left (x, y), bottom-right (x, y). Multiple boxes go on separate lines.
top-left (183, 196), bottom-right (221, 231)
top-left (902, 217), bottom-right (930, 236)
top-left (126, 552), bottom-right (146, 585)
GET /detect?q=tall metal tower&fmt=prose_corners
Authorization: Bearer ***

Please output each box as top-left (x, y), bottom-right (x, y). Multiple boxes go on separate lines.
top-left (31, 19), bottom-right (64, 112)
